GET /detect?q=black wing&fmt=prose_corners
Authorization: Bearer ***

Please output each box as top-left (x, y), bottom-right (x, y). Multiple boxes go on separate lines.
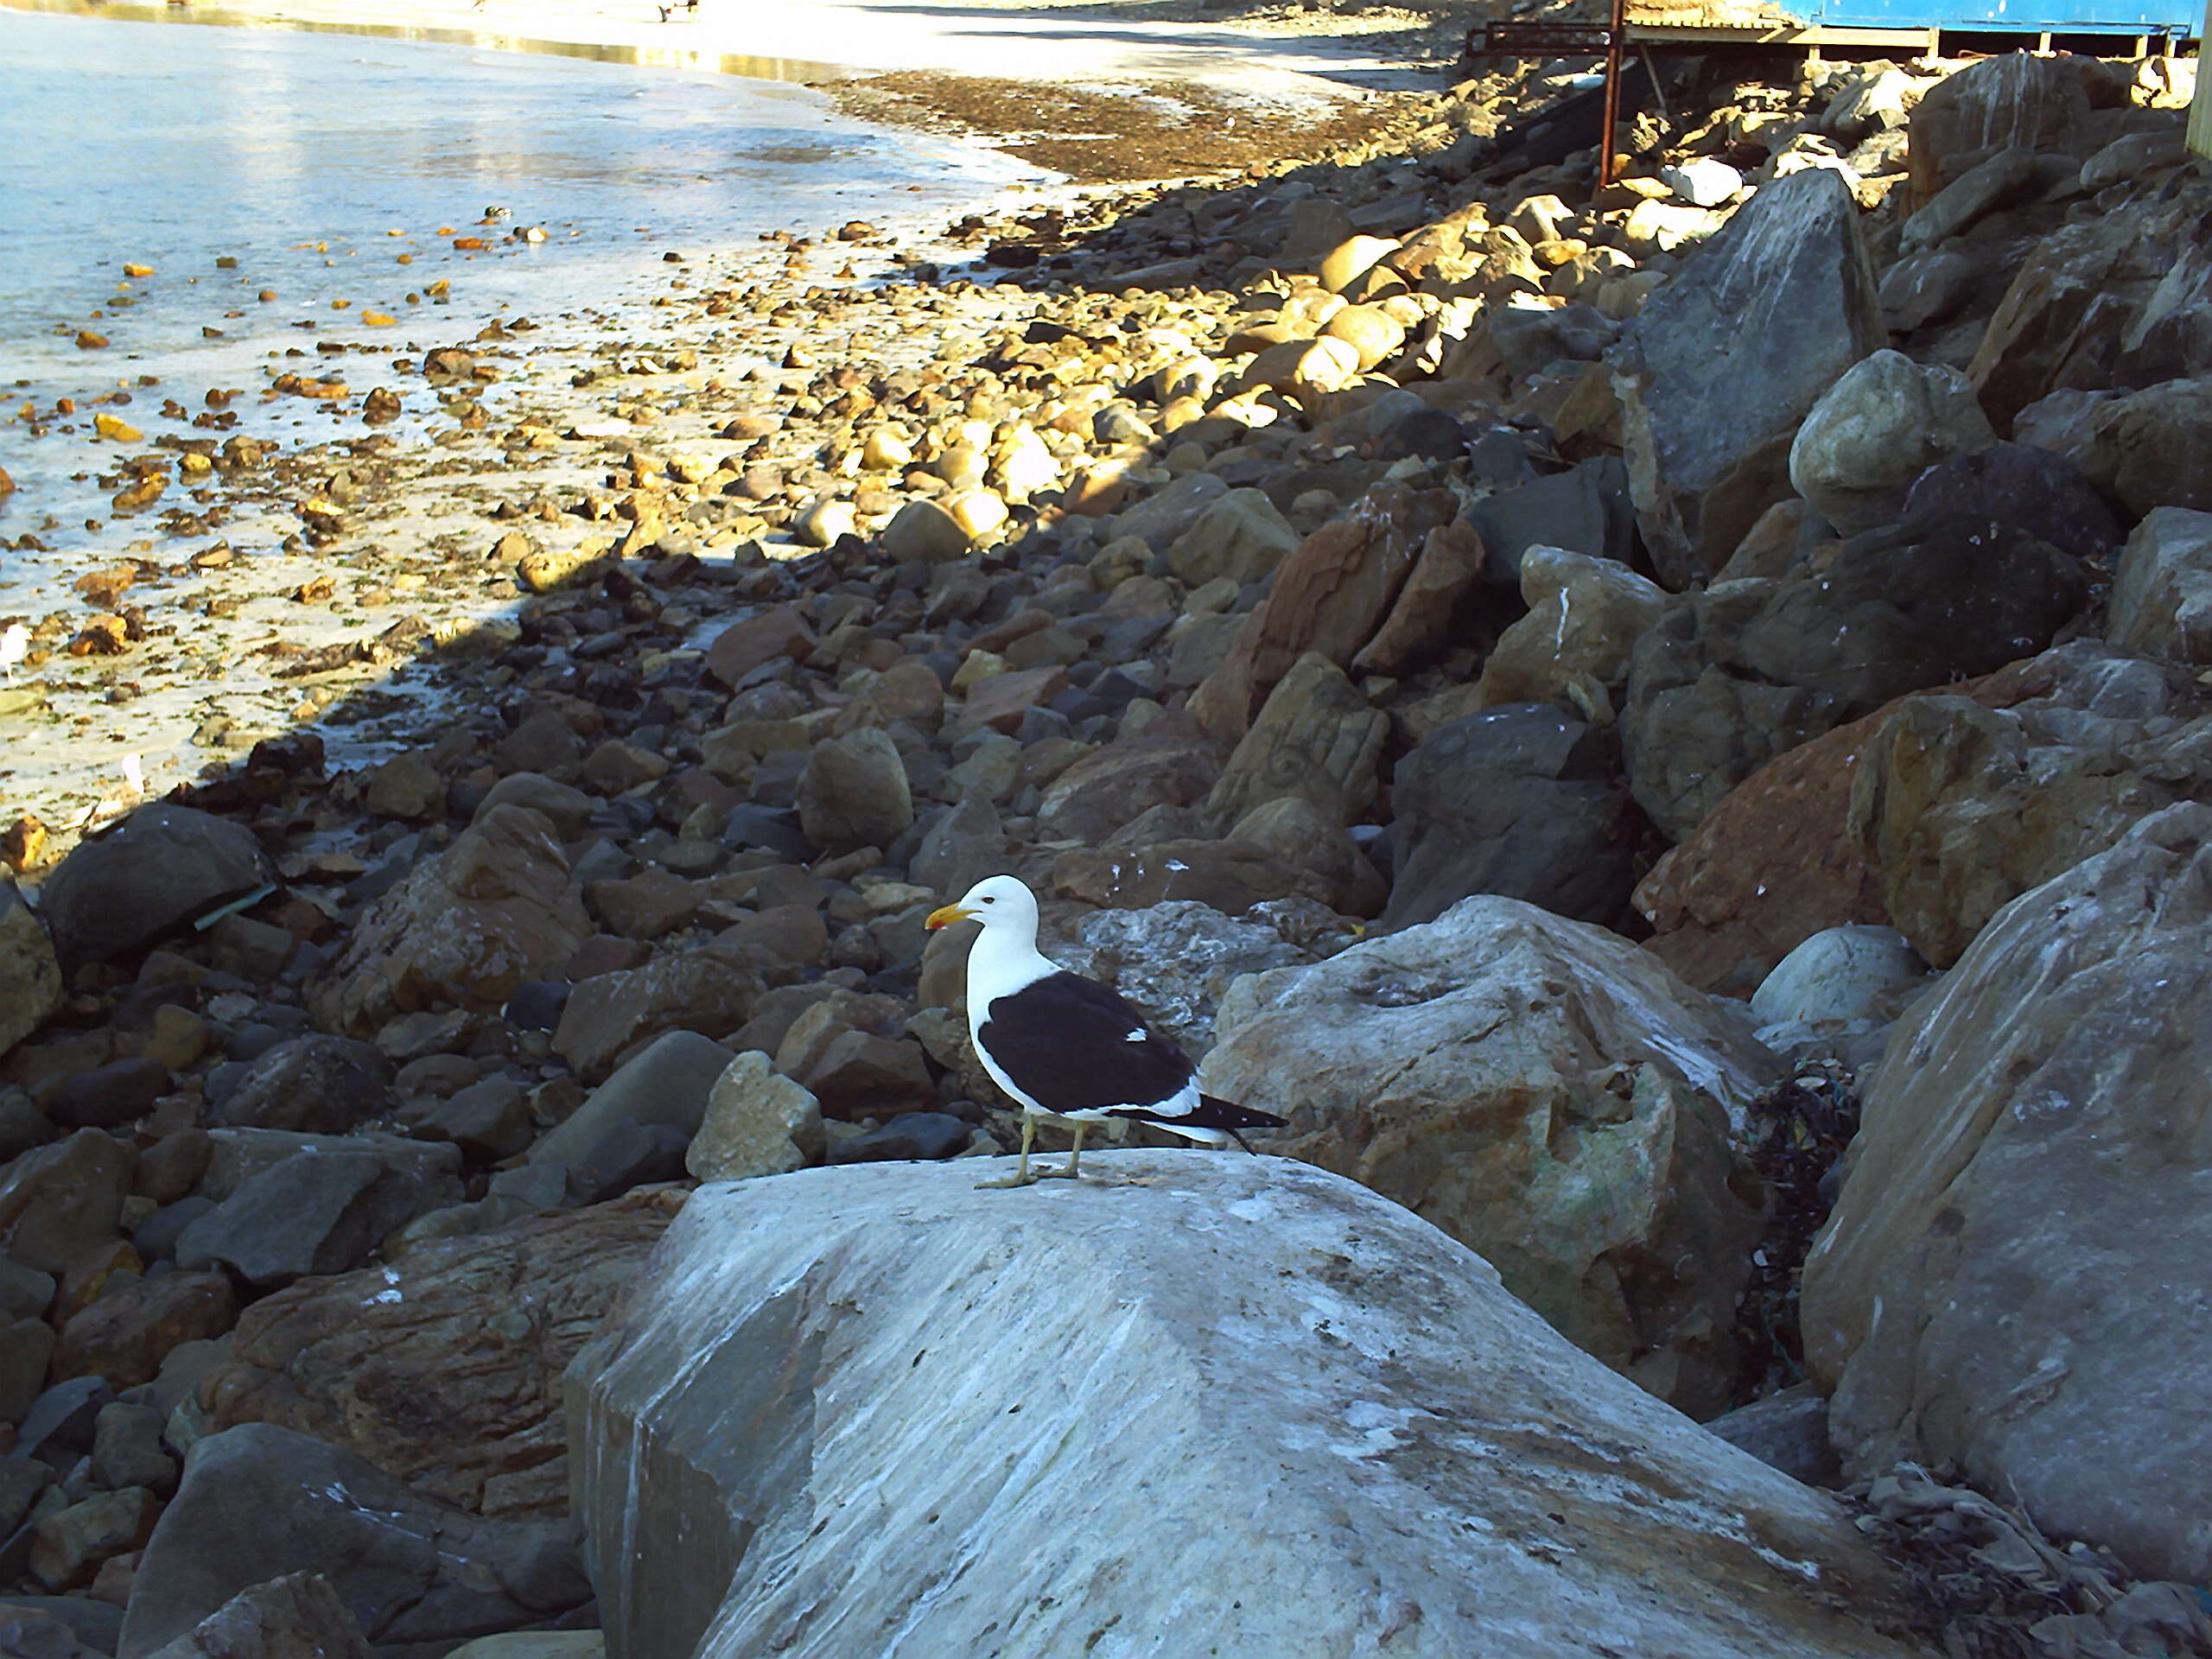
top-left (978, 972), bottom-right (1194, 1115)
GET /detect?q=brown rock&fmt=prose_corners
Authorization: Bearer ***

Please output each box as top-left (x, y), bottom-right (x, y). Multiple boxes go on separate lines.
top-left (309, 804), bottom-right (589, 1036)
top-left (364, 753), bottom-right (445, 822)
top-left (1202, 654), bottom-right (1389, 831)
top-left (783, 1029), bottom-right (935, 1120)
top-left (134, 1128), bottom-right (213, 1205)
top-left (31, 1485), bottom-right (159, 1590)
top-left (579, 740), bottom-right (671, 797)
top-left (52, 1270), bottom-right (237, 1389)
top-left (585, 868), bottom-right (704, 940)
top-left (1848, 664), bottom-right (2212, 967)
top-left (1033, 721), bottom-right (1224, 845)
top-left (493, 709), bottom-right (582, 777)
top-left (0, 880), bottom-right (62, 1061)
top-left (797, 728), bottom-right (913, 855)
top-left (1053, 840), bottom-right (1336, 915)
top-left (705, 605), bottom-right (814, 689)
top-left (1636, 718), bottom-right (1891, 999)
top-left (1350, 518), bottom-right (1485, 677)
top-left (955, 664), bottom-right (1069, 736)
top-left (1224, 796), bottom-right (1388, 918)
top-left (1192, 486), bottom-right (1452, 737)
top-left (0, 1128), bottom-right (136, 1275)
top-left (717, 904), bottom-right (828, 967)
top-left (197, 1191), bottom-right (678, 1516)
top-left (553, 944), bottom-right (765, 1082)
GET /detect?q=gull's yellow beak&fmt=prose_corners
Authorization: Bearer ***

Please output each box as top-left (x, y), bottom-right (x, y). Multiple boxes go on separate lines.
top-left (925, 902), bottom-right (976, 931)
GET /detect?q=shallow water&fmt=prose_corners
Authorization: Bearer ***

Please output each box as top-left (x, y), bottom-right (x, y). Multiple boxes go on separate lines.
top-left (0, 5), bottom-right (1043, 834)
top-left (0, 7), bottom-right (1037, 537)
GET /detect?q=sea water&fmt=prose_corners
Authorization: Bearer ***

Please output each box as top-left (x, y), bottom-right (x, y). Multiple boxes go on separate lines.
top-left (0, 3), bottom-right (1038, 542)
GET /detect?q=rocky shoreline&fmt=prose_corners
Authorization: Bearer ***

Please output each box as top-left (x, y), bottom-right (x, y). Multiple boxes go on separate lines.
top-left (5, 28), bottom-right (2212, 1659)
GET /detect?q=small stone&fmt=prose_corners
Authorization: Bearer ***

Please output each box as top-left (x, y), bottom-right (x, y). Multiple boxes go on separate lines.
top-left (686, 1051), bottom-right (824, 1181)
top-left (30, 1485), bottom-right (160, 1590)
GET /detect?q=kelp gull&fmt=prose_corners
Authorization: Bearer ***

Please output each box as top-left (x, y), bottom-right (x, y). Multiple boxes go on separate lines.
top-left (925, 874), bottom-right (1286, 1185)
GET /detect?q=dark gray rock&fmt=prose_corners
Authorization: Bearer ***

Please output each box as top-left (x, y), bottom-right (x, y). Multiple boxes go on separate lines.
top-left (36, 807), bottom-right (276, 974)
top-left (45, 1058), bottom-right (170, 1131)
top-left (175, 1146), bottom-right (461, 1288)
top-left (1, 1599), bottom-right (120, 1657)
top-left (1612, 168), bottom-right (1885, 587)
top-left (1384, 706), bottom-right (1642, 932)
top-left (1901, 441), bottom-right (2121, 566)
top-left (118, 1423), bottom-right (588, 1658)
top-left (1488, 301), bottom-right (1618, 382)
top-left (827, 1114), bottom-right (972, 1164)
top-left (1623, 514), bottom-right (2088, 840)
top-left (527, 1030), bottom-right (734, 1195)
top-left (15, 1377), bottom-right (111, 1465)
top-left (211, 1036), bottom-right (391, 1136)
top-left (1701, 1383), bottom-right (1840, 1487)
top-left (1465, 455), bottom-right (1634, 588)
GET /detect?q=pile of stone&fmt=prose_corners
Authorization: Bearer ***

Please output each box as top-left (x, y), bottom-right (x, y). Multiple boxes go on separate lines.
top-left (3, 39), bottom-right (2212, 1659)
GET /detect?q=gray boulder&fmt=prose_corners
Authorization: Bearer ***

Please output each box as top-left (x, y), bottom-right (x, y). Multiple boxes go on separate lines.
top-left (567, 1157), bottom-right (1924, 1659)
top-left (530, 1029), bottom-right (735, 1198)
top-left (119, 1423), bottom-right (588, 1656)
top-left (1384, 706), bottom-right (1642, 932)
top-left (212, 1035), bottom-right (391, 1136)
top-left (37, 805), bottom-right (276, 973)
top-left (1612, 168), bottom-right (1883, 587)
top-left (1202, 896), bottom-right (1777, 1414)
top-left (1804, 804), bottom-right (2212, 1583)
top-left (1623, 513), bottom-right (2088, 840)
top-left (1065, 899), bottom-right (1331, 1060)
top-left (175, 1144), bottom-right (461, 1287)
top-left (2108, 505), bottom-right (2212, 662)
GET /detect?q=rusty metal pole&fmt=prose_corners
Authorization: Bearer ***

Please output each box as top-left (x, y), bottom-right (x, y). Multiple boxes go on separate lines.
top-left (1599, 0), bottom-right (1628, 184)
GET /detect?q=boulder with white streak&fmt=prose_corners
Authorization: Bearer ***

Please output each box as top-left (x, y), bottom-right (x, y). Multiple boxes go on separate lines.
top-left (568, 1156), bottom-right (1925, 1659)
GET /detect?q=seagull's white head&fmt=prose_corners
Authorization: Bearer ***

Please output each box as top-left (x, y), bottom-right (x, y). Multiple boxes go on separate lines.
top-left (925, 874), bottom-right (1038, 938)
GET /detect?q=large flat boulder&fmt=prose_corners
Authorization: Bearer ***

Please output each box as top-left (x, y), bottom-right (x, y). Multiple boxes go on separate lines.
top-left (567, 1156), bottom-right (1926, 1659)
top-left (1201, 896), bottom-right (1777, 1414)
top-left (1612, 168), bottom-right (1883, 587)
top-left (1803, 804), bottom-right (2212, 1583)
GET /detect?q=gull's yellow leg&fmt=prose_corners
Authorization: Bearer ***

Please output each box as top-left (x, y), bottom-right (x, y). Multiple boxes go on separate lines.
top-left (976, 1112), bottom-right (1039, 1190)
top-left (1041, 1120), bottom-right (1087, 1180)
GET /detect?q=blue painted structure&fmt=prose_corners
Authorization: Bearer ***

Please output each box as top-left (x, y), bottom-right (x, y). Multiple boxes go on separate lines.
top-left (1789, 0), bottom-right (2196, 31)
